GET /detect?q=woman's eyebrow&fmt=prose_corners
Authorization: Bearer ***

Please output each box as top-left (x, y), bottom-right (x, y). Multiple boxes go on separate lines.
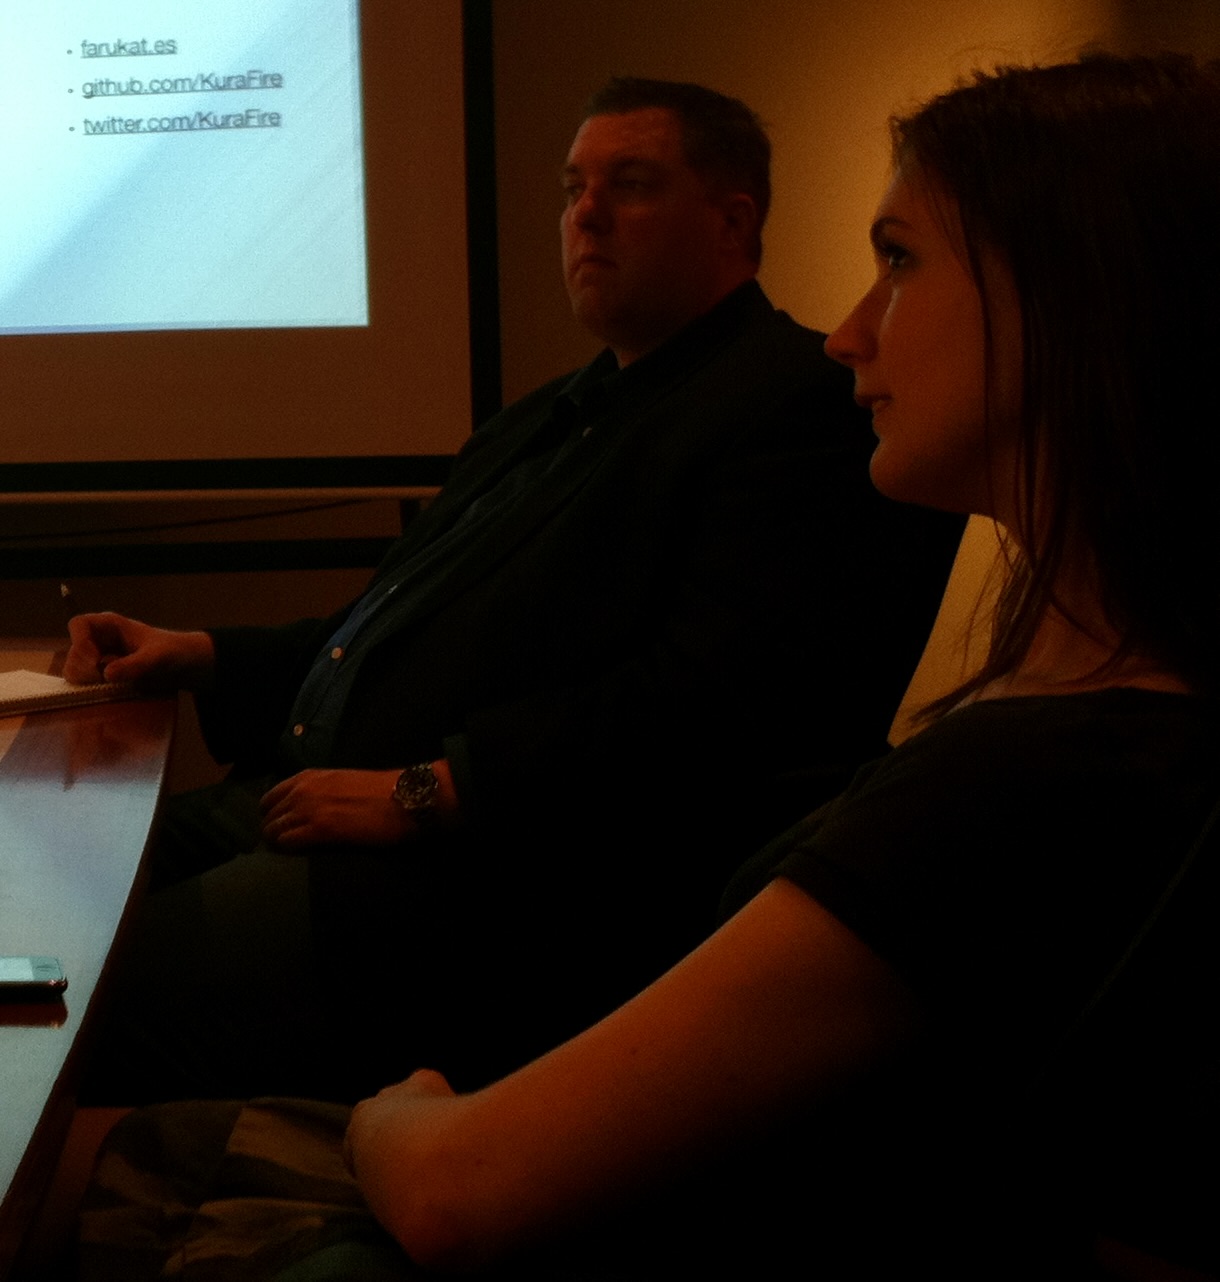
top-left (869, 216), bottom-right (912, 250)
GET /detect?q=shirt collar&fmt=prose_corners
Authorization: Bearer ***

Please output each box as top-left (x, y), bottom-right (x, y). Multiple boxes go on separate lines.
top-left (558, 279), bottom-right (768, 412)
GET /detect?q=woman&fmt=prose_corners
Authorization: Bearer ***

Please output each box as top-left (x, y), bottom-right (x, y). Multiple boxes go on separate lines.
top-left (82, 53), bottom-right (1219, 1280)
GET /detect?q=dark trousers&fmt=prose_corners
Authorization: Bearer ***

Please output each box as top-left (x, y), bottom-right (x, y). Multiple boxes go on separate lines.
top-left (80, 778), bottom-right (624, 1105)
top-left (81, 780), bottom-right (335, 1103)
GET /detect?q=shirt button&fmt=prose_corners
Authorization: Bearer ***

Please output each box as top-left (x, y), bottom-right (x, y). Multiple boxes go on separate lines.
top-left (330, 646), bottom-right (344, 661)
top-left (293, 723), bottom-right (305, 737)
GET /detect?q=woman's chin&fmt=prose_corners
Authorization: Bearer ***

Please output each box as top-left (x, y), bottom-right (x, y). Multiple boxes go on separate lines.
top-left (867, 450), bottom-right (981, 516)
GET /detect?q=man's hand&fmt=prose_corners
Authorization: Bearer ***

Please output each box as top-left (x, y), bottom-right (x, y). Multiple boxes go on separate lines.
top-left (64, 612), bottom-right (215, 691)
top-left (260, 761), bottom-right (459, 851)
top-left (260, 768), bottom-right (415, 849)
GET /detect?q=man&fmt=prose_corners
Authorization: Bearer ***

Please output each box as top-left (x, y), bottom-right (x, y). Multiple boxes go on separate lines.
top-left (71, 79), bottom-right (962, 1104)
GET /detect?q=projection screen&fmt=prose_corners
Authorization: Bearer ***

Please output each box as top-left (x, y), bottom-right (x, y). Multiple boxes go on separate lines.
top-left (0, 1), bottom-right (483, 491)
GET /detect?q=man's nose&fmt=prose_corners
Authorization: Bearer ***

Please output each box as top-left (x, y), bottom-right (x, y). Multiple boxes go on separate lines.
top-left (569, 184), bottom-right (611, 232)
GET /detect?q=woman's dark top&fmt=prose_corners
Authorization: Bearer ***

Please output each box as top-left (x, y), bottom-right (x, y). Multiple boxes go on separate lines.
top-left (719, 688), bottom-right (1218, 1277)
top-left (78, 690), bottom-right (1219, 1280)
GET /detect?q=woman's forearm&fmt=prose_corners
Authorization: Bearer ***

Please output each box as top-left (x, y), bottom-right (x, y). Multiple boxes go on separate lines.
top-left (347, 878), bottom-right (918, 1271)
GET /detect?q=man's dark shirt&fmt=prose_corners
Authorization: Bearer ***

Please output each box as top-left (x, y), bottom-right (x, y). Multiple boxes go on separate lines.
top-left (172, 280), bottom-right (965, 1092)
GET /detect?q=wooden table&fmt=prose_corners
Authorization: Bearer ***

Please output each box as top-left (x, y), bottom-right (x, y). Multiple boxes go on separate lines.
top-left (0, 648), bottom-right (174, 1276)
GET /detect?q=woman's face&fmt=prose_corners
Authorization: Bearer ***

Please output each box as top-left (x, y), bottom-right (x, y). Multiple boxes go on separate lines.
top-left (825, 171), bottom-right (1022, 519)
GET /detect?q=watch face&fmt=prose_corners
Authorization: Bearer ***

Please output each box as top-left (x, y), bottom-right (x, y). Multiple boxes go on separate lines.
top-left (394, 764), bottom-right (439, 812)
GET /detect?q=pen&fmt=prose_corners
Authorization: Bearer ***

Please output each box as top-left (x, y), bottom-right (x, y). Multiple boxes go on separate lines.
top-left (59, 582), bottom-right (78, 627)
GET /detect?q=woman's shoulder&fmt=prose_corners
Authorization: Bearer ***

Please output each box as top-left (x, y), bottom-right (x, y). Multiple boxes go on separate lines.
top-left (826, 686), bottom-right (1216, 847)
top-left (870, 686), bottom-right (1215, 798)
top-left (725, 687), bottom-right (1218, 1002)
top-left (731, 689), bottom-right (1216, 882)
top-left (908, 683), bottom-right (1212, 749)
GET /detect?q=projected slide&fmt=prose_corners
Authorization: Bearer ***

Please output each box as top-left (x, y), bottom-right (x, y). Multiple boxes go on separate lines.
top-left (0, 0), bottom-right (367, 334)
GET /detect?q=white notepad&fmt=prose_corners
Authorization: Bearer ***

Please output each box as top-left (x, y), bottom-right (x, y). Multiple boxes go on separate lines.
top-left (0, 669), bottom-right (135, 719)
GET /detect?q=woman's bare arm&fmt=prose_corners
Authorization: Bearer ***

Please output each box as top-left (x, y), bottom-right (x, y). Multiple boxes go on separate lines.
top-left (347, 877), bottom-right (919, 1272)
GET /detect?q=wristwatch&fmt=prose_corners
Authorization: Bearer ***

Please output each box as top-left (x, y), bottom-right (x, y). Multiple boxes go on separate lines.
top-left (391, 763), bottom-right (440, 822)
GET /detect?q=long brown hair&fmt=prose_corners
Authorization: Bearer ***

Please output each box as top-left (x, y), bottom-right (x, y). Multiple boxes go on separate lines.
top-left (897, 53), bottom-right (1220, 708)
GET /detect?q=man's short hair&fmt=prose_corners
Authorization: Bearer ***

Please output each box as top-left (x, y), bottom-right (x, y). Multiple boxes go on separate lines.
top-left (584, 77), bottom-right (771, 263)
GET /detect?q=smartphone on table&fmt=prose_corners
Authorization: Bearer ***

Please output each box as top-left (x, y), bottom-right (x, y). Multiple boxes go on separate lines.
top-left (0, 956), bottom-right (68, 1000)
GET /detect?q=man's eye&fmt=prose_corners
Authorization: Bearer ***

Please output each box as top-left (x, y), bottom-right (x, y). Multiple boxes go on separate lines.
top-left (562, 184), bottom-right (584, 204)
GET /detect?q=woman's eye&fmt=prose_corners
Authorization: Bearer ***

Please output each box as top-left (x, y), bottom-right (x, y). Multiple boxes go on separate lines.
top-left (879, 242), bottom-right (910, 271)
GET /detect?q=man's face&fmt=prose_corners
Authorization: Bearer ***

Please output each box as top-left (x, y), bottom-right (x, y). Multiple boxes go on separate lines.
top-left (561, 108), bottom-right (752, 364)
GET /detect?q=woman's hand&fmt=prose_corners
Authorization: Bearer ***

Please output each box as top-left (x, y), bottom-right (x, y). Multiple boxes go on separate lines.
top-left (339, 880), bottom-right (919, 1272)
top-left (348, 1069), bottom-right (457, 1156)
top-left (345, 1068), bottom-right (456, 1168)
top-left (346, 1070), bottom-right (480, 1270)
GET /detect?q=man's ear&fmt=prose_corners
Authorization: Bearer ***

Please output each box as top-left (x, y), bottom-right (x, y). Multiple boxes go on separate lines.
top-left (718, 192), bottom-right (760, 260)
